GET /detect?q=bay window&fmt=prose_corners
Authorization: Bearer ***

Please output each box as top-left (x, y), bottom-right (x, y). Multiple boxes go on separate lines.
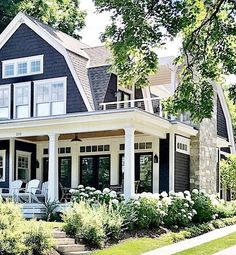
top-left (14, 82), bottom-right (31, 119)
top-left (0, 85), bottom-right (10, 119)
top-left (34, 77), bottom-right (66, 117)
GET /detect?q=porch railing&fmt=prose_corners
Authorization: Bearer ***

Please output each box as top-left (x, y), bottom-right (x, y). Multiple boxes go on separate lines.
top-left (99, 98), bottom-right (192, 124)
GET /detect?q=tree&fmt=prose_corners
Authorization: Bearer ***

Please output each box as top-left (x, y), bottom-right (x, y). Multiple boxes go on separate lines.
top-left (93, 0), bottom-right (236, 121)
top-left (220, 154), bottom-right (236, 199)
top-left (0, 0), bottom-right (86, 39)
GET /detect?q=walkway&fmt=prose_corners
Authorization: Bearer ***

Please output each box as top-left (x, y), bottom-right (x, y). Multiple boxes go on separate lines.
top-left (213, 245), bottom-right (236, 255)
top-left (142, 224), bottom-right (236, 255)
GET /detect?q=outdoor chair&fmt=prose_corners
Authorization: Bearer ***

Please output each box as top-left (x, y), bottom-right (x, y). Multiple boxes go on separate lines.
top-left (31, 181), bottom-right (48, 203)
top-left (0, 180), bottom-right (23, 201)
top-left (59, 182), bottom-right (72, 202)
top-left (17, 179), bottom-right (40, 203)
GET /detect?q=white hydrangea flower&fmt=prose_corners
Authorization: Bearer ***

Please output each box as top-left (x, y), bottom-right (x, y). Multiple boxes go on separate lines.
top-left (212, 215), bottom-right (216, 220)
top-left (181, 209), bottom-right (185, 213)
top-left (134, 201), bottom-right (140, 206)
top-left (176, 192), bottom-right (184, 199)
top-left (192, 209), bottom-right (197, 215)
top-left (85, 186), bottom-right (91, 190)
top-left (184, 203), bottom-right (189, 208)
top-left (111, 199), bottom-right (119, 205)
top-left (192, 189), bottom-right (199, 194)
top-left (69, 189), bottom-right (76, 194)
top-left (110, 191), bottom-right (117, 198)
top-left (188, 216), bottom-right (192, 220)
top-left (94, 190), bottom-right (102, 195)
top-left (161, 191), bottom-right (168, 198)
top-left (185, 196), bottom-right (192, 202)
top-left (162, 197), bottom-right (171, 205)
top-left (130, 194), bottom-right (139, 200)
top-left (103, 188), bottom-right (110, 194)
top-left (184, 190), bottom-right (191, 196)
top-left (200, 189), bottom-right (206, 195)
top-left (169, 190), bottom-right (175, 196)
top-left (152, 193), bottom-right (160, 200)
top-left (78, 185), bottom-right (84, 189)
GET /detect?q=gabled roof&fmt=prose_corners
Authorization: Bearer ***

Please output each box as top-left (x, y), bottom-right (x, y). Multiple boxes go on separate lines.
top-left (83, 46), bottom-right (111, 68)
top-left (0, 12), bottom-right (94, 110)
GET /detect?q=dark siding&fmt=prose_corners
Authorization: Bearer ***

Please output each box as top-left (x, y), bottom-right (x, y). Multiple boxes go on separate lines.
top-left (88, 66), bottom-right (112, 110)
top-left (0, 140), bottom-right (9, 189)
top-left (217, 96), bottom-right (228, 140)
top-left (174, 152), bottom-right (190, 192)
top-left (0, 24), bottom-right (87, 114)
top-left (15, 140), bottom-right (36, 181)
top-left (104, 74), bottom-right (117, 104)
top-left (159, 135), bottom-right (169, 192)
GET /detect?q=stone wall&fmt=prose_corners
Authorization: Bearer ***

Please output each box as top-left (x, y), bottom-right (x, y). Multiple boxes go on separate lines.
top-left (190, 93), bottom-right (218, 194)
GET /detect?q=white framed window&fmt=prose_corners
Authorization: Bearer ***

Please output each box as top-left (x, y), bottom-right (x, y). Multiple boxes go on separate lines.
top-left (176, 135), bottom-right (190, 155)
top-left (14, 82), bottom-right (31, 119)
top-left (0, 85), bottom-right (10, 119)
top-left (0, 150), bottom-right (6, 182)
top-left (34, 77), bottom-right (67, 117)
top-left (2, 55), bottom-right (44, 79)
top-left (16, 151), bottom-right (31, 182)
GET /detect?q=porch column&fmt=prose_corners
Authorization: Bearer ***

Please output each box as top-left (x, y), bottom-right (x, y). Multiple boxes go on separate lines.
top-left (169, 132), bottom-right (175, 191)
top-left (48, 133), bottom-right (59, 201)
top-left (9, 138), bottom-right (15, 187)
top-left (124, 127), bottom-right (135, 199)
top-left (71, 143), bottom-right (79, 188)
top-left (153, 137), bottom-right (160, 193)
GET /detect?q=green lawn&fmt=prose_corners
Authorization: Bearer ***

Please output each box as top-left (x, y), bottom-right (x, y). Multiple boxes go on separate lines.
top-left (93, 235), bottom-right (175, 255)
top-left (174, 232), bottom-right (236, 255)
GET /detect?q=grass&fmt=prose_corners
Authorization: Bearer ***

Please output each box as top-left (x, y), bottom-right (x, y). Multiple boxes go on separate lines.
top-left (174, 232), bottom-right (236, 255)
top-left (93, 234), bottom-right (175, 255)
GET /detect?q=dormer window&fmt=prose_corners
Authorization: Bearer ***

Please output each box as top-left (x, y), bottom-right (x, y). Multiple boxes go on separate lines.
top-left (2, 55), bottom-right (44, 79)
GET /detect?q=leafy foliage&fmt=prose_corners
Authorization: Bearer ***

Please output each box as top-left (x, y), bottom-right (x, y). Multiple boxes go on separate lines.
top-left (93, 0), bottom-right (236, 121)
top-left (0, 0), bottom-right (86, 39)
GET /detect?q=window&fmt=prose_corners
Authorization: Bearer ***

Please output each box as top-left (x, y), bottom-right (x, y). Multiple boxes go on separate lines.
top-left (80, 145), bottom-right (110, 153)
top-left (2, 55), bottom-right (44, 79)
top-left (0, 85), bottom-right (10, 119)
top-left (176, 135), bottom-right (190, 155)
top-left (0, 150), bottom-right (6, 182)
top-left (120, 142), bottom-right (152, 151)
top-left (14, 82), bottom-right (31, 119)
top-left (16, 151), bottom-right (31, 182)
top-left (34, 77), bottom-right (66, 117)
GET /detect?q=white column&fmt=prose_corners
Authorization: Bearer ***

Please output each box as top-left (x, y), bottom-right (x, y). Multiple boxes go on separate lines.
top-left (48, 134), bottom-right (59, 201)
top-left (110, 140), bottom-right (119, 185)
top-left (169, 132), bottom-right (175, 191)
top-left (124, 127), bottom-right (135, 199)
top-left (153, 137), bottom-right (160, 193)
top-left (71, 143), bottom-right (79, 188)
top-left (9, 138), bottom-right (15, 187)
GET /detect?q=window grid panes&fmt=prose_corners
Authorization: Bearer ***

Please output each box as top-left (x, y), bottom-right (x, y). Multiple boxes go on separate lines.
top-left (120, 142), bottom-right (152, 151)
top-left (0, 152), bottom-right (5, 181)
top-left (0, 87), bottom-right (9, 119)
top-left (17, 62), bottom-right (27, 75)
top-left (17, 155), bottom-right (30, 182)
top-left (80, 145), bottom-right (110, 153)
top-left (31, 60), bottom-right (41, 73)
top-left (15, 85), bottom-right (30, 119)
top-left (4, 64), bottom-right (14, 77)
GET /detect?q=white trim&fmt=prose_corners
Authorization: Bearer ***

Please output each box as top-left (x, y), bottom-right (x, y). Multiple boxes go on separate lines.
top-left (176, 135), bottom-right (190, 155)
top-left (2, 55), bottom-right (44, 79)
top-left (0, 13), bottom-right (93, 111)
top-left (216, 84), bottom-right (236, 153)
top-left (16, 150), bottom-right (32, 182)
top-left (0, 84), bottom-right (11, 120)
top-left (13, 82), bottom-right (31, 119)
top-left (169, 132), bottom-right (175, 191)
top-left (0, 150), bottom-right (6, 182)
top-left (33, 76), bottom-right (67, 117)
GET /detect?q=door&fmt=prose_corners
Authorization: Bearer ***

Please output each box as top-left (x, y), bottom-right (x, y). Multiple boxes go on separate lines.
top-left (80, 155), bottom-right (110, 190)
top-left (119, 153), bottom-right (153, 193)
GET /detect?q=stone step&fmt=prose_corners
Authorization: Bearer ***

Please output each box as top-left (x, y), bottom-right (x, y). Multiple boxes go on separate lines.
top-left (53, 231), bottom-right (67, 238)
top-left (56, 244), bottom-right (85, 253)
top-left (55, 238), bottom-right (75, 245)
top-left (63, 251), bottom-right (91, 255)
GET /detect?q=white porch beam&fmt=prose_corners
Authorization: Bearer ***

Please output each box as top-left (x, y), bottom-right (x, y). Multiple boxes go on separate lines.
top-left (48, 133), bottom-right (59, 201)
top-left (9, 138), bottom-right (15, 186)
top-left (169, 132), bottom-right (175, 191)
top-left (124, 127), bottom-right (135, 199)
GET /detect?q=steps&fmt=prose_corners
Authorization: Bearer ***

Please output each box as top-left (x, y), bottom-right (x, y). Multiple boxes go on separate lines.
top-left (52, 229), bottom-right (91, 255)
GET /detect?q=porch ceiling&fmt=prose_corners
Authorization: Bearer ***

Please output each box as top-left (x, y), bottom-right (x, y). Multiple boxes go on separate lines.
top-left (22, 130), bottom-right (143, 142)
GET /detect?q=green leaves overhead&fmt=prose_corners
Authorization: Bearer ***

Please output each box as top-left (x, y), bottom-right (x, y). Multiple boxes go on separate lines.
top-left (94, 0), bottom-right (236, 121)
top-left (0, 0), bottom-right (86, 39)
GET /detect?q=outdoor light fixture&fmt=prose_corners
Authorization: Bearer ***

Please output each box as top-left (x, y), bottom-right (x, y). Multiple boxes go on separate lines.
top-left (154, 154), bottom-right (158, 163)
top-left (71, 133), bottom-right (82, 142)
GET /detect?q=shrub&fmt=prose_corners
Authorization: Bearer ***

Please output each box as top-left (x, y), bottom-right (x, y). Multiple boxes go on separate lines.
top-left (24, 221), bottom-right (53, 255)
top-left (191, 190), bottom-right (216, 223)
top-left (215, 201), bottom-right (236, 218)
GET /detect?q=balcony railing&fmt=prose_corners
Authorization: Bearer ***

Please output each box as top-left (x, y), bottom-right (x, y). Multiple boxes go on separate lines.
top-left (99, 98), bottom-right (192, 125)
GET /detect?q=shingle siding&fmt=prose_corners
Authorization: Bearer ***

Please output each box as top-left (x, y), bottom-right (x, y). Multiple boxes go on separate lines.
top-left (0, 24), bottom-right (87, 114)
top-left (175, 152), bottom-right (190, 192)
top-left (217, 96), bottom-right (228, 140)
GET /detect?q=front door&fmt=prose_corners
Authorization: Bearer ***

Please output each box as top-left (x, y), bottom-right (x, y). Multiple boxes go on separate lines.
top-left (119, 153), bottom-right (153, 193)
top-left (80, 155), bottom-right (110, 190)
top-left (43, 156), bottom-right (72, 188)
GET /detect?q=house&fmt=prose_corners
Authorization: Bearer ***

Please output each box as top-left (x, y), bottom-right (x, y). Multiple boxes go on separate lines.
top-left (0, 12), bottom-right (234, 202)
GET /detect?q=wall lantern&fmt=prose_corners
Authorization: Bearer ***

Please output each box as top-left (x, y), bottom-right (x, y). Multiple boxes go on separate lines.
top-left (154, 154), bottom-right (158, 163)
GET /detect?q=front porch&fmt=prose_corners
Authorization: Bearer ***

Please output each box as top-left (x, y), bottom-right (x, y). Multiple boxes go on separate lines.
top-left (0, 109), bottom-right (197, 201)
